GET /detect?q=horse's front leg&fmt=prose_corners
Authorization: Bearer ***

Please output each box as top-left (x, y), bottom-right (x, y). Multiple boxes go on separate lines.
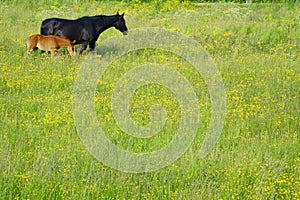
top-left (79, 42), bottom-right (89, 55)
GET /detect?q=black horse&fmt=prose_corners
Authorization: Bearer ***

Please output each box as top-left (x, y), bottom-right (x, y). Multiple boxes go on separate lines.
top-left (40, 12), bottom-right (128, 54)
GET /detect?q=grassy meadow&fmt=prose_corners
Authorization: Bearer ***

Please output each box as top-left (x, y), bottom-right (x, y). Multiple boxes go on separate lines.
top-left (1, 0), bottom-right (299, 199)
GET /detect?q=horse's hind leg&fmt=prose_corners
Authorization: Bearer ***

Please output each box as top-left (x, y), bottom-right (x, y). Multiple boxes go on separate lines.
top-left (89, 42), bottom-right (96, 53)
top-left (79, 42), bottom-right (89, 55)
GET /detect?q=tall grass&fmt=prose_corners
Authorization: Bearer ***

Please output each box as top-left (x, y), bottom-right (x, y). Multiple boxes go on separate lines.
top-left (1, 0), bottom-right (299, 199)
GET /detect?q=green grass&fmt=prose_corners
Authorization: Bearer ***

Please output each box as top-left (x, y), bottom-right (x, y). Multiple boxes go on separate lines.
top-left (1, 0), bottom-right (299, 199)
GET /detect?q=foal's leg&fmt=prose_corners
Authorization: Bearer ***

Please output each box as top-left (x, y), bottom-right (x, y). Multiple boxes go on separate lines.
top-left (26, 44), bottom-right (32, 56)
top-left (26, 42), bottom-right (37, 56)
top-left (50, 50), bottom-right (55, 57)
top-left (26, 48), bottom-right (31, 56)
top-left (79, 42), bottom-right (89, 55)
top-left (49, 48), bottom-right (58, 57)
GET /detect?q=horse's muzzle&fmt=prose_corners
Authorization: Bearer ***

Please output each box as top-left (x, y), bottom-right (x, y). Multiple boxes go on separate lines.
top-left (122, 30), bottom-right (128, 35)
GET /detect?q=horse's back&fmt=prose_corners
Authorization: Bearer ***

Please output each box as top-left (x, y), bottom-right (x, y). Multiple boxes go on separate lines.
top-left (40, 17), bottom-right (89, 40)
top-left (41, 18), bottom-right (72, 35)
top-left (41, 17), bottom-right (72, 26)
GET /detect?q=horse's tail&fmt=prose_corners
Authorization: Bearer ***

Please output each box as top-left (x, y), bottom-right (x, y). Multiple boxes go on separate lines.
top-left (40, 22), bottom-right (46, 35)
top-left (40, 19), bottom-right (55, 36)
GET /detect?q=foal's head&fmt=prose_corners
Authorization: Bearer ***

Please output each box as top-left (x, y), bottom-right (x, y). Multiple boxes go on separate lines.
top-left (114, 12), bottom-right (128, 35)
top-left (67, 40), bottom-right (76, 56)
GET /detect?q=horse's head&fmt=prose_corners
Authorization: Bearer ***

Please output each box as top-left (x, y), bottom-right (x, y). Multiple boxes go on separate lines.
top-left (114, 12), bottom-right (128, 35)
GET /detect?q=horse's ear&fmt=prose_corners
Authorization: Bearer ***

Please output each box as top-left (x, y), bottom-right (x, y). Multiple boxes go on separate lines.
top-left (116, 11), bottom-right (120, 15)
top-left (121, 12), bottom-right (125, 17)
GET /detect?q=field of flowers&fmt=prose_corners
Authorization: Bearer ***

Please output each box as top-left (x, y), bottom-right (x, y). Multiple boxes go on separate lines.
top-left (1, 0), bottom-right (299, 199)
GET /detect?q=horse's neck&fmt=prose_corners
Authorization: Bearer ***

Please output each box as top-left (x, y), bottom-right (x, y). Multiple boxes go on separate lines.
top-left (94, 15), bottom-right (118, 34)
